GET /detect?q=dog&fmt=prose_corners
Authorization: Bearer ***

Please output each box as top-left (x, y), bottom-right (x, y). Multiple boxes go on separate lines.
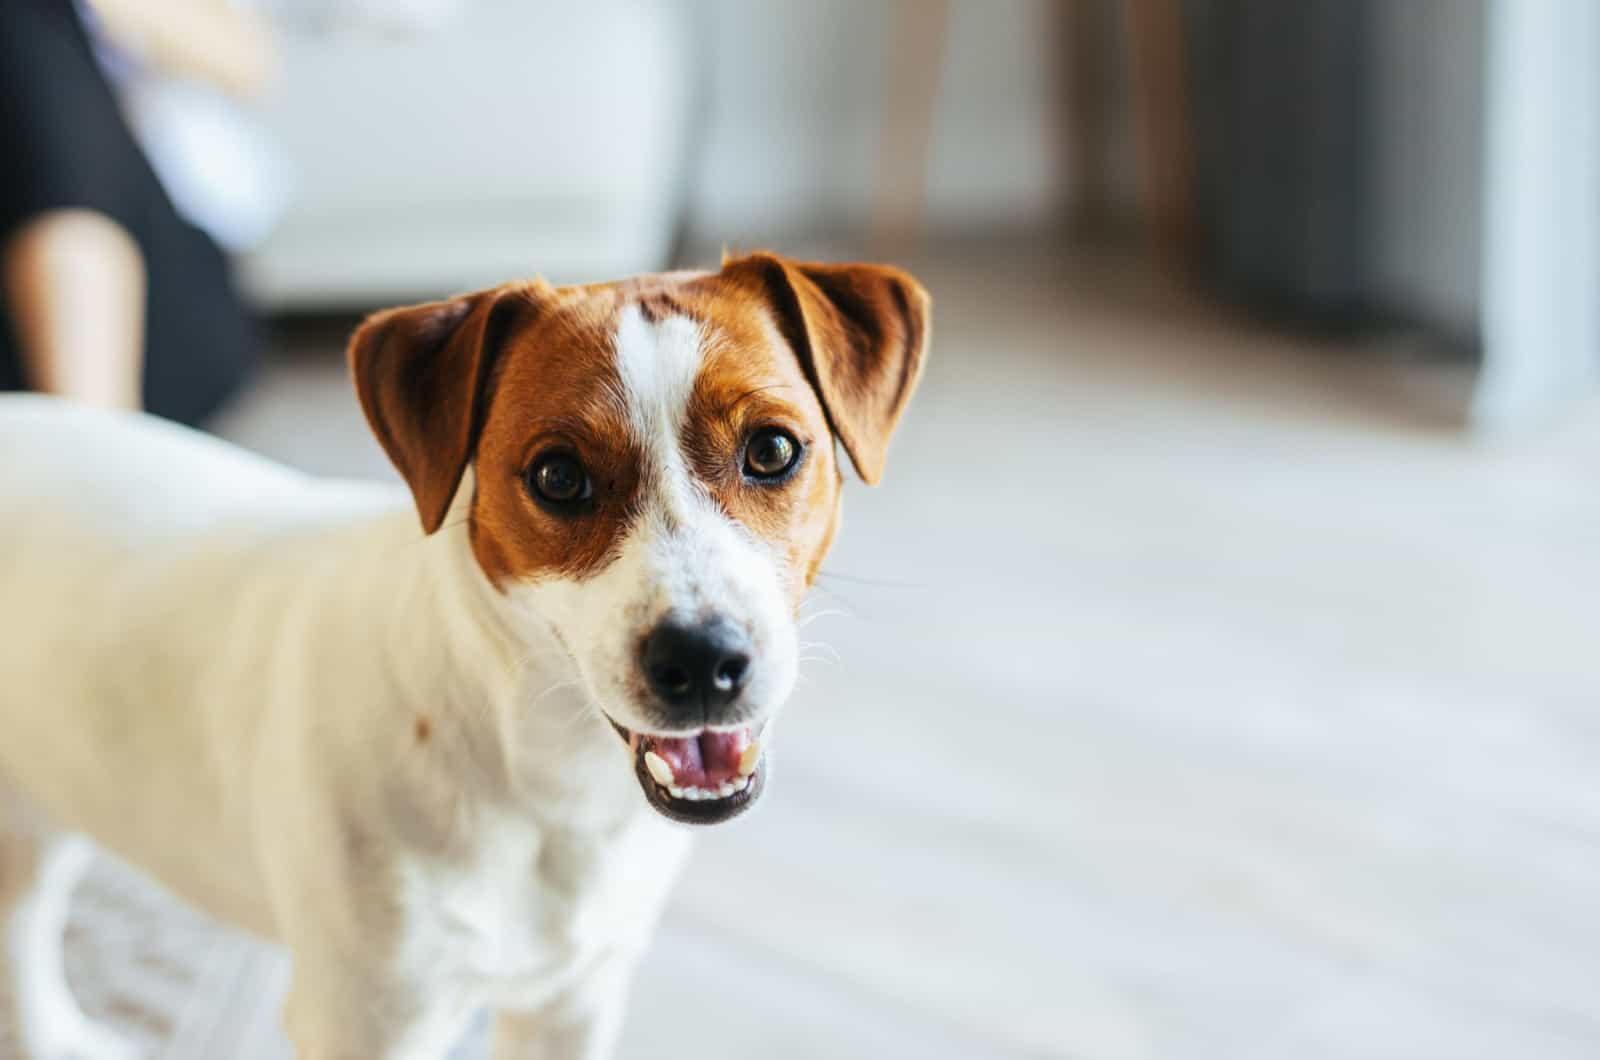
top-left (0, 252), bottom-right (928, 1059)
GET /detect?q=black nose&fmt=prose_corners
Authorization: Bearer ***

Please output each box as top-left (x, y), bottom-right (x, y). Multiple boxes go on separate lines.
top-left (643, 618), bottom-right (753, 709)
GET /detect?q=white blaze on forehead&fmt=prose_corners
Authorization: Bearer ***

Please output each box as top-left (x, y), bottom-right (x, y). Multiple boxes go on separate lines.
top-left (612, 304), bottom-right (704, 487)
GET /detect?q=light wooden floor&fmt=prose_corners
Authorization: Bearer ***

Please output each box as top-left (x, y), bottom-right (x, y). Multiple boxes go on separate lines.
top-left (34, 247), bottom-right (1600, 1059)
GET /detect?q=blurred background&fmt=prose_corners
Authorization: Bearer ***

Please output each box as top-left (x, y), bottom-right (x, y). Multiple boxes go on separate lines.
top-left (2, 1), bottom-right (1597, 1058)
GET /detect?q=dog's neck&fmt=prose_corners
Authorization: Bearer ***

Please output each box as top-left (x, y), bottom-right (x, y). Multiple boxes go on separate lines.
top-left (381, 473), bottom-right (643, 834)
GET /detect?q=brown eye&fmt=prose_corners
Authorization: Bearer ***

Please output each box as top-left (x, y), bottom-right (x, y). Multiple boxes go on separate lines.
top-left (744, 428), bottom-right (800, 480)
top-left (527, 452), bottom-right (592, 506)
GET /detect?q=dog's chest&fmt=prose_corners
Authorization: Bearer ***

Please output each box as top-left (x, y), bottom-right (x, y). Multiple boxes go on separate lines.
top-left (406, 808), bottom-right (689, 1003)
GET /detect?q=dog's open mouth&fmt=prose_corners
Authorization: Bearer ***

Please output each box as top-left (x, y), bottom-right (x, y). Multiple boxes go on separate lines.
top-left (610, 722), bottom-right (767, 825)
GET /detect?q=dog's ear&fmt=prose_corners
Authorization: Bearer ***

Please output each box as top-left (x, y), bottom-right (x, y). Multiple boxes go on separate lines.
top-left (729, 253), bottom-right (930, 484)
top-left (348, 285), bottom-right (532, 533)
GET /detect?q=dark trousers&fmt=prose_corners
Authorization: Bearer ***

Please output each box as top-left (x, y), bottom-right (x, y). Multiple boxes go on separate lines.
top-left (0, 0), bottom-right (258, 425)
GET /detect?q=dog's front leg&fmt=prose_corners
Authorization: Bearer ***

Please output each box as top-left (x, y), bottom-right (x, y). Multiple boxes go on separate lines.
top-left (489, 956), bottom-right (636, 1060)
top-left (282, 960), bottom-right (470, 1060)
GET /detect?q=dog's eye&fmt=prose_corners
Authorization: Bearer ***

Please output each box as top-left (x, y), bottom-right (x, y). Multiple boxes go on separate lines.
top-left (527, 452), bottom-right (592, 506)
top-left (744, 428), bottom-right (801, 480)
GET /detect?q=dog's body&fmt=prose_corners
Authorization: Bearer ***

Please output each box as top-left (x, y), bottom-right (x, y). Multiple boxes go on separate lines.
top-left (0, 255), bottom-right (927, 1059)
top-left (0, 401), bottom-right (684, 1057)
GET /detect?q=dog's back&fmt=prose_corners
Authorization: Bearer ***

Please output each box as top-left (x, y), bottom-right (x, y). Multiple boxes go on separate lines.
top-left (0, 391), bottom-right (345, 531)
top-left (0, 395), bottom-right (405, 929)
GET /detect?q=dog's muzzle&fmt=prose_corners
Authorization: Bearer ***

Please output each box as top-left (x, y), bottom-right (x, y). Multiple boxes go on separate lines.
top-left (607, 615), bottom-right (774, 824)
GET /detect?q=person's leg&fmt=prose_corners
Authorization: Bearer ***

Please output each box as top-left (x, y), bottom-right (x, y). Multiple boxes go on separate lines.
top-left (0, 0), bottom-right (257, 424)
top-left (0, 0), bottom-right (157, 410)
top-left (3, 209), bottom-right (146, 409)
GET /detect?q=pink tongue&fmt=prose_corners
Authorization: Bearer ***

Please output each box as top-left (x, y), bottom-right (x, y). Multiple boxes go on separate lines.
top-left (646, 727), bottom-right (753, 787)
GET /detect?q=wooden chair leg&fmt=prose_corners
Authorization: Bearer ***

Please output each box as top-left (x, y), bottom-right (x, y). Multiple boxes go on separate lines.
top-left (871, 0), bottom-right (952, 256)
top-left (1126, 0), bottom-right (1197, 268)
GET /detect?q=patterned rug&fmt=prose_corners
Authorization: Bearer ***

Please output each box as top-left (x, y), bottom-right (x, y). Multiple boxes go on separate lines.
top-left (1, 851), bottom-right (488, 1059)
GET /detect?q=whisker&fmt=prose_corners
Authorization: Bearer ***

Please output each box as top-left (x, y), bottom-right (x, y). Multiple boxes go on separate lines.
top-left (798, 640), bottom-right (841, 662)
top-left (805, 582), bottom-right (865, 616)
top-left (532, 679), bottom-right (581, 704)
top-left (728, 383), bottom-right (790, 416)
top-left (816, 568), bottom-right (922, 589)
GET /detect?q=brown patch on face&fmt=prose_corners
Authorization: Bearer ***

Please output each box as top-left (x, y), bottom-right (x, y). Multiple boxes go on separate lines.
top-left (634, 289), bottom-right (689, 324)
top-left (467, 285), bottom-right (645, 588)
top-left (414, 716), bottom-right (431, 743)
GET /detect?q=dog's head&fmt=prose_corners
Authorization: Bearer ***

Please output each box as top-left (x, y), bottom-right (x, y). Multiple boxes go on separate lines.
top-left (348, 253), bottom-right (928, 824)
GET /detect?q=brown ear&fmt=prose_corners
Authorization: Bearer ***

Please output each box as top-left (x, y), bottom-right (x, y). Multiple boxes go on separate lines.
top-left (347, 285), bottom-right (530, 533)
top-left (729, 253), bottom-right (930, 484)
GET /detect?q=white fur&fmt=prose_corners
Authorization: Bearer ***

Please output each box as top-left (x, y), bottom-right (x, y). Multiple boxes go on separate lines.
top-left (613, 305), bottom-right (701, 455)
top-left (0, 392), bottom-right (696, 1059)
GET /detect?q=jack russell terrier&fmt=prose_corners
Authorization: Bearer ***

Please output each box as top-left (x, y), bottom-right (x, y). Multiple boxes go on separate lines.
top-left (0, 253), bottom-right (928, 1059)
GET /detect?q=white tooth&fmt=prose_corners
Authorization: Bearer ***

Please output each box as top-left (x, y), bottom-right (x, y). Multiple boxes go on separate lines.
top-left (684, 788), bottom-right (703, 801)
top-left (718, 781), bottom-right (735, 797)
top-left (738, 741), bottom-right (761, 777)
top-left (733, 775), bottom-right (750, 791)
top-left (668, 785), bottom-right (685, 799)
top-left (644, 751), bottom-right (674, 786)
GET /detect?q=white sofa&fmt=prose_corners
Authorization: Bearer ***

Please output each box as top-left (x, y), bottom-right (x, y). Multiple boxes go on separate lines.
top-left (241, 0), bottom-right (692, 309)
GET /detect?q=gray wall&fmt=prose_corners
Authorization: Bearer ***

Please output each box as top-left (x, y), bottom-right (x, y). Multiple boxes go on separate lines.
top-left (1187, 0), bottom-right (1485, 332)
top-left (683, 0), bottom-right (1137, 243)
top-left (1371, 0), bottom-right (1485, 336)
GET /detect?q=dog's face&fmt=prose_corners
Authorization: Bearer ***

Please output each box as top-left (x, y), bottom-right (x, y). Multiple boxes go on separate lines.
top-left (348, 253), bottom-right (928, 824)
